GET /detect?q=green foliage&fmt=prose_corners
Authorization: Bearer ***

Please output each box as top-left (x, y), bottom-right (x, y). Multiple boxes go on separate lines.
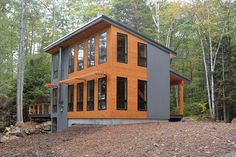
top-left (184, 102), bottom-right (208, 117)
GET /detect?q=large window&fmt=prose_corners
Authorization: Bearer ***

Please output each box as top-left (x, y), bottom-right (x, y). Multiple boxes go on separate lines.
top-left (77, 83), bottom-right (83, 111)
top-left (98, 77), bottom-right (107, 110)
top-left (87, 80), bottom-right (94, 111)
top-left (78, 43), bottom-right (84, 71)
top-left (117, 77), bottom-right (127, 110)
top-left (138, 43), bottom-right (147, 67)
top-left (69, 48), bottom-right (74, 73)
top-left (117, 33), bottom-right (128, 63)
top-left (138, 80), bottom-right (147, 111)
top-left (68, 85), bottom-right (74, 112)
top-left (53, 53), bottom-right (59, 79)
top-left (99, 32), bottom-right (107, 63)
top-left (88, 37), bottom-right (95, 67)
top-left (52, 88), bottom-right (58, 113)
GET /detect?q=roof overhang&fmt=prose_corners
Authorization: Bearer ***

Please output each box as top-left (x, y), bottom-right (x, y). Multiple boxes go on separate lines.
top-left (170, 70), bottom-right (190, 86)
top-left (44, 15), bottom-right (177, 56)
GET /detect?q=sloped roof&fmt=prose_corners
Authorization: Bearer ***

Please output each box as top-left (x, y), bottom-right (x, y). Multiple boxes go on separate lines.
top-left (44, 15), bottom-right (177, 56)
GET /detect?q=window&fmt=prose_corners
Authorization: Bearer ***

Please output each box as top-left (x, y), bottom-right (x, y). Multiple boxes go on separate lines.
top-left (98, 77), bottom-right (107, 110)
top-left (138, 80), bottom-right (147, 111)
top-left (117, 77), bottom-right (127, 110)
top-left (53, 54), bottom-right (59, 79)
top-left (69, 48), bottom-right (74, 73)
top-left (88, 37), bottom-right (95, 67)
top-left (138, 43), bottom-right (147, 67)
top-left (117, 33), bottom-right (128, 63)
top-left (68, 85), bottom-right (74, 112)
top-left (77, 83), bottom-right (83, 111)
top-left (52, 88), bottom-right (58, 113)
top-left (99, 32), bottom-right (107, 63)
top-left (87, 80), bottom-right (94, 111)
top-left (78, 43), bottom-right (84, 71)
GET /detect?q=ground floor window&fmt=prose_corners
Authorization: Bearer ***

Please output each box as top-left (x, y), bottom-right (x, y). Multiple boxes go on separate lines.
top-left (117, 77), bottom-right (127, 110)
top-left (68, 85), bottom-right (74, 112)
top-left (98, 77), bottom-right (107, 110)
top-left (77, 83), bottom-right (83, 111)
top-left (138, 80), bottom-right (147, 111)
top-left (52, 88), bottom-right (58, 113)
top-left (87, 80), bottom-right (94, 111)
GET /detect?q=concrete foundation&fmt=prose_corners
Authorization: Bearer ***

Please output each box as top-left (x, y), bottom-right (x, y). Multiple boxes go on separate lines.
top-left (68, 118), bottom-right (168, 126)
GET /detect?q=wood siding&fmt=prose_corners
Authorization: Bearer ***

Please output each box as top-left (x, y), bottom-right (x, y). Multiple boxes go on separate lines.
top-left (66, 25), bottom-right (148, 119)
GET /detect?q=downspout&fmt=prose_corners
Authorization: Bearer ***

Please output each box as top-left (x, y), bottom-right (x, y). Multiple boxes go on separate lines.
top-left (58, 46), bottom-right (64, 112)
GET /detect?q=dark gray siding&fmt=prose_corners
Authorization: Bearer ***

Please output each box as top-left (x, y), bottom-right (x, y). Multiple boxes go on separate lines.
top-left (147, 44), bottom-right (170, 119)
top-left (51, 47), bottom-right (69, 131)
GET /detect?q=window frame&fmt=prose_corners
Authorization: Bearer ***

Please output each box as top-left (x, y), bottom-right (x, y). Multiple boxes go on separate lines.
top-left (117, 33), bottom-right (128, 64)
top-left (99, 31), bottom-right (108, 64)
top-left (116, 77), bottom-right (128, 110)
top-left (98, 77), bottom-right (107, 110)
top-left (68, 47), bottom-right (75, 74)
top-left (138, 80), bottom-right (147, 111)
top-left (52, 88), bottom-right (58, 113)
top-left (77, 42), bottom-right (84, 71)
top-left (87, 80), bottom-right (95, 111)
top-left (87, 37), bottom-right (95, 68)
top-left (53, 53), bottom-right (59, 79)
top-left (77, 83), bottom-right (84, 111)
top-left (138, 42), bottom-right (147, 67)
top-left (68, 85), bottom-right (74, 112)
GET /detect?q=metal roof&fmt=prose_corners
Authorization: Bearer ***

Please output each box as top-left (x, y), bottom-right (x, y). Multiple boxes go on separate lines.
top-left (44, 15), bottom-right (177, 56)
top-left (170, 70), bottom-right (191, 83)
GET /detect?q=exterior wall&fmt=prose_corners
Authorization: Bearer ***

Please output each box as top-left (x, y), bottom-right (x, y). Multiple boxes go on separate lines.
top-left (51, 47), bottom-right (69, 131)
top-left (147, 44), bottom-right (170, 119)
top-left (66, 25), bottom-right (148, 119)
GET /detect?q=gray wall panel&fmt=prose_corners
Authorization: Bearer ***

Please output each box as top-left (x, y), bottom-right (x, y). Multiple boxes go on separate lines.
top-left (147, 44), bottom-right (170, 119)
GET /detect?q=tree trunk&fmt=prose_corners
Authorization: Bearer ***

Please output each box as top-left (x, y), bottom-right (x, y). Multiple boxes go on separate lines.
top-left (16, 0), bottom-right (26, 122)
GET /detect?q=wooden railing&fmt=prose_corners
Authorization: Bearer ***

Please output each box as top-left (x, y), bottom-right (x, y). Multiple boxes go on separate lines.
top-left (29, 103), bottom-right (50, 115)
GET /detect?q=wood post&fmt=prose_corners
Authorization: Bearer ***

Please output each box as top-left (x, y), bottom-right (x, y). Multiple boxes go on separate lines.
top-left (179, 80), bottom-right (184, 115)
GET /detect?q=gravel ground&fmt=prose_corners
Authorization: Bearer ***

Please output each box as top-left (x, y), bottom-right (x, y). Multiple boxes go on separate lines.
top-left (0, 122), bottom-right (236, 157)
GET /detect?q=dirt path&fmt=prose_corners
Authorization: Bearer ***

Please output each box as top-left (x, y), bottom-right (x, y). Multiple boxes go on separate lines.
top-left (1, 122), bottom-right (236, 157)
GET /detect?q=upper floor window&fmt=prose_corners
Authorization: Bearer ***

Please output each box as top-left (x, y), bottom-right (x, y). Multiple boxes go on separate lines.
top-left (88, 37), bottom-right (95, 67)
top-left (138, 80), bottom-right (147, 111)
top-left (138, 43), bottom-right (147, 67)
top-left (87, 80), bottom-right (94, 111)
top-left (98, 77), bottom-right (107, 110)
top-left (53, 53), bottom-right (59, 79)
top-left (68, 48), bottom-right (74, 73)
top-left (117, 33), bottom-right (128, 63)
top-left (78, 43), bottom-right (84, 71)
top-left (99, 31), bottom-right (107, 64)
top-left (68, 85), bottom-right (74, 112)
top-left (77, 83), bottom-right (83, 111)
top-left (117, 77), bottom-right (127, 110)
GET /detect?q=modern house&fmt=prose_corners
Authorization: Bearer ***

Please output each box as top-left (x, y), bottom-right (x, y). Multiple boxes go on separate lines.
top-left (44, 15), bottom-right (189, 132)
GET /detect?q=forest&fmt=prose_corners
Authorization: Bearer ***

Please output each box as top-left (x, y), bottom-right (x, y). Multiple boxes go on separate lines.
top-left (0, 0), bottom-right (236, 124)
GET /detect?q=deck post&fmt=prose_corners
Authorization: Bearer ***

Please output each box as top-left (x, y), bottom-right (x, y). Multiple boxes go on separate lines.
top-left (179, 80), bottom-right (184, 115)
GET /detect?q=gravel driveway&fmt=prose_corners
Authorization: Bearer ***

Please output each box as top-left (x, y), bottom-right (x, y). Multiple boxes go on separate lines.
top-left (0, 122), bottom-right (236, 157)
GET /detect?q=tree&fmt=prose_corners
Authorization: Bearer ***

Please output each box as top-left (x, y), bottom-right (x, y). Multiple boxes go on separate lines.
top-left (16, 0), bottom-right (26, 122)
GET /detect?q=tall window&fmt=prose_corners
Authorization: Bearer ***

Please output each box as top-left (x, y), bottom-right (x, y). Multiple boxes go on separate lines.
top-left (68, 85), bottom-right (74, 112)
top-left (88, 37), bottom-right (95, 67)
top-left (78, 43), bottom-right (84, 71)
top-left (69, 48), bottom-right (74, 73)
top-left (98, 77), bottom-right (107, 110)
top-left (117, 77), bottom-right (127, 110)
top-left (117, 33), bottom-right (128, 63)
top-left (53, 53), bottom-right (59, 79)
top-left (77, 83), bottom-right (83, 111)
top-left (99, 32), bottom-right (107, 63)
top-left (138, 80), bottom-right (147, 111)
top-left (52, 88), bottom-right (58, 113)
top-left (138, 43), bottom-right (147, 67)
top-left (87, 80), bottom-right (94, 111)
